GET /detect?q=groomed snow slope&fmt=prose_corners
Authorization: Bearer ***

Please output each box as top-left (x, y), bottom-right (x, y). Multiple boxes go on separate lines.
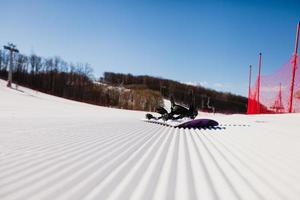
top-left (1, 79), bottom-right (300, 200)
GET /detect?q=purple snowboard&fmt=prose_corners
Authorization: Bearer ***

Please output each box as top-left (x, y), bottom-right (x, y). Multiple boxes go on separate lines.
top-left (176, 119), bottom-right (219, 128)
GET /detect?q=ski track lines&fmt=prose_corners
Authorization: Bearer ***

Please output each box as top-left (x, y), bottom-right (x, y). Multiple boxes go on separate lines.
top-left (1, 82), bottom-right (300, 200)
top-left (1, 124), bottom-right (300, 200)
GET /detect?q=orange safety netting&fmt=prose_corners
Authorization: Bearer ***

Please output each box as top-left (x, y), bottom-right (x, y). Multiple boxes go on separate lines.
top-left (247, 54), bottom-right (300, 114)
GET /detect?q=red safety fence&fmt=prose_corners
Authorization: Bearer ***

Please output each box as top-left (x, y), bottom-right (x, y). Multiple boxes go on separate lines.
top-left (247, 54), bottom-right (299, 114)
top-left (248, 22), bottom-right (300, 114)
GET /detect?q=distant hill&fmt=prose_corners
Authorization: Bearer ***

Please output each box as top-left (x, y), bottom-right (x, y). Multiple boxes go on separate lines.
top-left (102, 72), bottom-right (248, 113)
top-left (0, 51), bottom-right (162, 112)
top-left (0, 49), bottom-right (247, 113)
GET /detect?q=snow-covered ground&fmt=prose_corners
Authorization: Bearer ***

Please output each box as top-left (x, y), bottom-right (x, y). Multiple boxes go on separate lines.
top-left (1, 79), bottom-right (300, 200)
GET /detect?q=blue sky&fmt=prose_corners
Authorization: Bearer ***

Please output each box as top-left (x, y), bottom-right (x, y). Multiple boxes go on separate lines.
top-left (1, 0), bottom-right (299, 96)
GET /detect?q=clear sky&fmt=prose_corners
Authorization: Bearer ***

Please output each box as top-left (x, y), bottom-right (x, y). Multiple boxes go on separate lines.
top-left (1, 0), bottom-right (299, 96)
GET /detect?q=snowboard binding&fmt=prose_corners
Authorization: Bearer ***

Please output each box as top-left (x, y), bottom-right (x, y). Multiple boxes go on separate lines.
top-left (146, 96), bottom-right (198, 121)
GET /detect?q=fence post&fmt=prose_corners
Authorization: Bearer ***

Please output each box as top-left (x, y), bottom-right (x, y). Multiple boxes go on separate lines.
top-left (247, 65), bottom-right (252, 114)
top-left (288, 22), bottom-right (300, 113)
top-left (257, 53), bottom-right (262, 113)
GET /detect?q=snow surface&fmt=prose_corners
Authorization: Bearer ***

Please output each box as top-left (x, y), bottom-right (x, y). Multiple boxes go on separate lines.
top-left (1, 79), bottom-right (300, 200)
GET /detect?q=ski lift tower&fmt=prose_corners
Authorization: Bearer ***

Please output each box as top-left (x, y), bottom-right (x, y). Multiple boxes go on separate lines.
top-left (3, 43), bottom-right (19, 88)
top-left (270, 83), bottom-right (284, 113)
